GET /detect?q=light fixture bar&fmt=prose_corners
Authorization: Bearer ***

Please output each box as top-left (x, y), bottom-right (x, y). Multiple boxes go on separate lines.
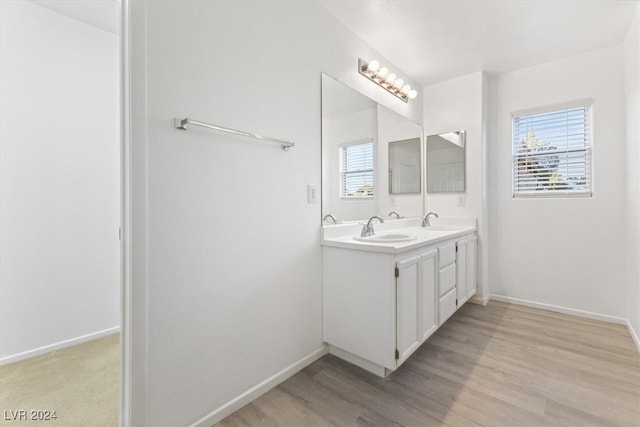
top-left (358, 58), bottom-right (418, 103)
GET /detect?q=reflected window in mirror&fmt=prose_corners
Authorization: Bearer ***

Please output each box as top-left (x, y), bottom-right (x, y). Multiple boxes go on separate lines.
top-left (389, 137), bottom-right (421, 194)
top-left (427, 131), bottom-right (466, 193)
top-left (341, 140), bottom-right (374, 198)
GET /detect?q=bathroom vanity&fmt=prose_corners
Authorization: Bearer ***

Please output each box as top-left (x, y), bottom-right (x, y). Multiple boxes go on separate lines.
top-left (320, 73), bottom-right (477, 377)
top-left (322, 219), bottom-right (476, 377)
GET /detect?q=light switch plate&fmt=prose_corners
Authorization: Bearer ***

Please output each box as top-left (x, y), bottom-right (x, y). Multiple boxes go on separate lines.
top-left (307, 184), bottom-right (317, 204)
top-left (457, 195), bottom-right (465, 207)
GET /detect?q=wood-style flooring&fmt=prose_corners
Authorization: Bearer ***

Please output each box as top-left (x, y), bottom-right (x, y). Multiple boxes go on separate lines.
top-left (216, 301), bottom-right (640, 427)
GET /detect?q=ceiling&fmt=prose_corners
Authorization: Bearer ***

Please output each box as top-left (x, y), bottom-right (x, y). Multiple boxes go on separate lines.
top-left (30, 0), bottom-right (120, 34)
top-left (317, 0), bottom-right (639, 86)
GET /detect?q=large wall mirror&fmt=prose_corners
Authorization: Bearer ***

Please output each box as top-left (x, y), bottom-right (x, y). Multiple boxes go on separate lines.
top-left (321, 73), bottom-right (424, 223)
top-left (426, 131), bottom-right (466, 193)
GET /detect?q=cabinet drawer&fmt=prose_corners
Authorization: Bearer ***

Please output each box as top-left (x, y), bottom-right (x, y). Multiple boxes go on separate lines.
top-left (439, 262), bottom-right (456, 296)
top-left (439, 288), bottom-right (457, 325)
top-left (438, 243), bottom-right (456, 268)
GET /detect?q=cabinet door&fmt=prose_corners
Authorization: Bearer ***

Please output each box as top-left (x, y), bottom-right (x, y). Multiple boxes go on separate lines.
top-left (420, 249), bottom-right (438, 342)
top-left (466, 236), bottom-right (477, 299)
top-left (456, 238), bottom-right (467, 306)
top-left (396, 255), bottom-right (421, 364)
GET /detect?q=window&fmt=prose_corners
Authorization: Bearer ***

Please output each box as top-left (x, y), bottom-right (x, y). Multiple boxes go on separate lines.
top-left (512, 100), bottom-right (593, 198)
top-left (340, 140), bottom-right (374, 198)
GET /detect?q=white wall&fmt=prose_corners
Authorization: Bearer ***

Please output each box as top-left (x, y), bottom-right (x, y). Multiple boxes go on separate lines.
top-left (0, 1), bottom-right (120, 362)
top-left (488, 46), bottom-right (628, 319)
top-left (423, 72), bottom-right (489, 302)
top-left (128, 2), bottom-right (422, 426)
top-left (624, 4), bottom-right (640, 342)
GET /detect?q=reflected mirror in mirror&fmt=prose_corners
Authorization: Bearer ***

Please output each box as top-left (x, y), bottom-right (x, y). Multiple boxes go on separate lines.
top-left (389, 138), bottom-right (421, 194)
top-left (426, 131), bottom-right (466, 193)
top-left (321, 73), bottom-right (424, 223)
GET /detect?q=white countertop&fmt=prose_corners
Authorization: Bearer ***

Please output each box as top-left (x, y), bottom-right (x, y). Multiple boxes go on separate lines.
top-left (321, 217), bottom-right (476, 254)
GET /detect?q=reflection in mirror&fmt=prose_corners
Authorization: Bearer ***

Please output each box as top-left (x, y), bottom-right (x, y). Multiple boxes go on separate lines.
top-left (426, 131), bottom-right (466, 193)
top-left (321, 74), bottom-right (377, 223)
top-left (389, 138), bottom-right (421, 194)
top-left (321, 73), bottom-right (424, 223)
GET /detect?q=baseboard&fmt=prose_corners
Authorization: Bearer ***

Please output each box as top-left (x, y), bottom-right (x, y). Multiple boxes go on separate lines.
top-left (626, 319), bottom-right (640, 353)
top-left (489, 294), bottom-right (628, 325)
top-left (189, 345), bottom-right (329, 427)
top-left (0, 326), bottom-right (120, 366)
top-left (469, 294), bottom-right (490, 306)
top-left (328, 345), bottom-right (386, 378)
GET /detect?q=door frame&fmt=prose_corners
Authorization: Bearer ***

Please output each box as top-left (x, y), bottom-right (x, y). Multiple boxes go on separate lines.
top-left (119, 1), bottom-right (132, 425)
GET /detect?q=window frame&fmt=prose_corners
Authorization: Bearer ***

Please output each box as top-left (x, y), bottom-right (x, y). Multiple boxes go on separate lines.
top-left (511, 99), bottom-right (594, 199)
top-left (339, 138), bottom-right (375, 199)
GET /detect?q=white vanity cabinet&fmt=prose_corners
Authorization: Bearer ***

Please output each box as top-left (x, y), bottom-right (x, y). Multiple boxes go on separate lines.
top-left (323, 229), bottom-right (476, 378)
top-left (456, 235), bottom-right (477, 306)
top-left (437, 242), bottom-right (457, 325)
top-left (419, 250), bottom-right (438, 343)
top-left (395, 249), bottom-right (438, 364)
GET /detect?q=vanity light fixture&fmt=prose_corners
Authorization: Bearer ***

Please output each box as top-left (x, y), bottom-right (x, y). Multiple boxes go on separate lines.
top-left (358, 58), bottom-right (418, 103)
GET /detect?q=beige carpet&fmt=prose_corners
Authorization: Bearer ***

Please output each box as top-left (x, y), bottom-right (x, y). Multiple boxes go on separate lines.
top-left (0, 333), bottom-right (119, 427)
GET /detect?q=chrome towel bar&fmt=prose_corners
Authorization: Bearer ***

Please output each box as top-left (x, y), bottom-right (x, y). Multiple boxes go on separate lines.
top-left (174, 118), bottom-right (295, 151)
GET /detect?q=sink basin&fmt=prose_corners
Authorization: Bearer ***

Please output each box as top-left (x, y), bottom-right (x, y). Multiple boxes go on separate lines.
top-left (419, 225), bottom-right (463, 231)
top-left (354, 233), bottom-right (417, 243)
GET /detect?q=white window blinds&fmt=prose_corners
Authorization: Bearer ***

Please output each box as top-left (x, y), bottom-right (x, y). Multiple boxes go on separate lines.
top-left (341, 141), bottom-right (374, 197)
top-left (512, 101), bottom-right (593, 198)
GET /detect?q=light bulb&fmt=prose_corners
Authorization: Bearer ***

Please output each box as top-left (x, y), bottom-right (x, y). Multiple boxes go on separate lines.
top-left (378, 67), bottom-right (389, 79)
top-left (408, 89), bottom-right (418, 99)
top-left (367, 60), bottom-right (380, 73)
top-left (401, 84), bottom-right (411, 95)
top-left (393, 78), bottom-right (404, 90)
top-left (386, 73), bottom-right (397, 85)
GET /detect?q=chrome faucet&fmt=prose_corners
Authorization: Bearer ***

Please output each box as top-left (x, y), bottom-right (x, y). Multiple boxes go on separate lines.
top-left (387, 211), bottom-right (401, 219)
top-left (361, 215), bottom-right (384, 237)
top-left (323, 214), bottom-right (337, 224)
top-left (421, 211), bottom-right (439, 227)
